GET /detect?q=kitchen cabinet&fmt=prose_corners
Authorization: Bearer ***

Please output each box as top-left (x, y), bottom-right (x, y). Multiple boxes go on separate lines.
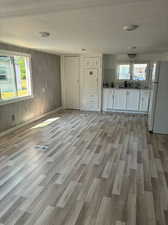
top-left (113, 89), bottom-right (127, 110)
top-left (103, 88), bottom-right (113, 111)
top-left (102, 88), bottom-right (150, 113)
top-left (139, 90), bottom-right (150, 112)
top-left (126, 89), bottom-right (140, 111)
top-left (84, 57), bottom-right (99, 68)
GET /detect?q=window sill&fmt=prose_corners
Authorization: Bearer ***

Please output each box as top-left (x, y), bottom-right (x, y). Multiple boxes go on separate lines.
top-left (0, 95), bottom-right (34, 106)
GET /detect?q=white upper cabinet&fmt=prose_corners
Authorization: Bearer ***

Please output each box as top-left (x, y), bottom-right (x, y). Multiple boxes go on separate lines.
top-left (84, 57), bottom-right (99, 68)
top-left (139, 90), bottom-right (150, 112)
top-left (126, 89), bottom-right (140, 111)
top-left (113, 89), bottom-right (127, 110)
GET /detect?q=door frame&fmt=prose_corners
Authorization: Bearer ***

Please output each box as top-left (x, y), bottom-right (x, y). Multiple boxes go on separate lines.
top-left (61, 55), bottom-right (80, 109)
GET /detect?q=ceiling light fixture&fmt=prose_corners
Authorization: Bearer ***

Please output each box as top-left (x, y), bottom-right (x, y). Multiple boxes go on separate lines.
top-left (123, 24), bottom-right (139, 31)
top-left (40, 32), bottom-right (50, 38)
top-left (81, 48), bottom-right (86, 51)
top-left (128, 53), bottom-right (137, 60)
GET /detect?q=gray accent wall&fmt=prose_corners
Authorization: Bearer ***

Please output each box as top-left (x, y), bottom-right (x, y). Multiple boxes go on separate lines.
top-left (0, 43), bottom-right (61, 133)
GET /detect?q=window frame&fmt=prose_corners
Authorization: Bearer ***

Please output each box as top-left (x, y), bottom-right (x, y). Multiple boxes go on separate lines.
top-left (132, 63), bottom-right (148, 81)
top-left (116, 62), bottom-right (149, 81)
top-left (0, 50), bottom-right (33, 106)
top-left (117, 64), bottom-right (131, 80)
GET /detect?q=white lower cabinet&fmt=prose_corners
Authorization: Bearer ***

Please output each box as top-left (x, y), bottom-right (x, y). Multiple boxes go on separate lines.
top-left (126, 89), bottom-right (140, 111)
top-left (113, 89), bottom-right (127, 110)
top-left (103, 89), bottom-right (113, 111)
top-left (139, 90), bottom-right (150, 112)
top-left (103, 88), bottom-right (150, 113)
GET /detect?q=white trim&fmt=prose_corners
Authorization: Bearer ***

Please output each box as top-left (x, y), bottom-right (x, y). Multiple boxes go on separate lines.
top-left (0, 106), bottom-right (62, 137)
top-left (61, 55), bottom-right (65, 108)
top-left (103, 109), bottom-right (148, 114)
top-left (0, 49), bottom-right (31, 57)
top-left (116, 62), bottom-right (149, 81)
top-left (0, 95), bottom-right (33, 106)
top-left (0, 50), bottom-right (33, 104)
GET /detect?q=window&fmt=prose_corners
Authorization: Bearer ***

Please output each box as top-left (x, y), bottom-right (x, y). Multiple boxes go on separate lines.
top-left (117, 64), bottom-right (130, 80)
top-left (132, 64), bottom-right (147, 81)
top-left (117, 63), bottom-right (148, 81)
top-left (0, 51), bottom-right (32, 103)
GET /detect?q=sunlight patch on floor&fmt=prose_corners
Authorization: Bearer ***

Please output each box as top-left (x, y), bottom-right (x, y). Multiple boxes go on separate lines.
top-left (31, 117), bottom-right (60, 129)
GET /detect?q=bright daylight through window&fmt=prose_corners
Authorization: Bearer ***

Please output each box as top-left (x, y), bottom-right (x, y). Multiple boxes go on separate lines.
top-left (117, 63), bottom-right (147, 81)
top-left (132, 63), bottom-right (147, 81)
top-left (117, 64), bottom-right (130, 80)
top-left (0, 52), bottom-right (32, 103)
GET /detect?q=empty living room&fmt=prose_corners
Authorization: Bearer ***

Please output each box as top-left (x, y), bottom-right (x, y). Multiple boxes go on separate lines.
top-left (0, 0), bottom-right (168, 225)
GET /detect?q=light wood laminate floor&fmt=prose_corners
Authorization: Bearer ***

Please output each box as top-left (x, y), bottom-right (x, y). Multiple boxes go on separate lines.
top-left (0, 110), bottom-right (168, 225)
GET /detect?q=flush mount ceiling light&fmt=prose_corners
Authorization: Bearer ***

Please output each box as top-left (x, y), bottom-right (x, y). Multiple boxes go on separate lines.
top-left (39, 32), bottom-right (50, 38)
top-left (128, 53), bottom-right (137, 60)
top-left (123, 24), bottom-right (139, 31)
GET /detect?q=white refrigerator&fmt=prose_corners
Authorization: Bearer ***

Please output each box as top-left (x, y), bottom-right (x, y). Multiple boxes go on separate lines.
top-left (148, 61), bottom-right (168, 134)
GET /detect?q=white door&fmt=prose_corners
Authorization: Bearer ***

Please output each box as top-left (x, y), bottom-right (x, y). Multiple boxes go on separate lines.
top-left (126, 90), bottom-right (140, 111)
top-left (113, 89), bottom-right (127, 110)
top-left (139, 90), bottom-right (150, 112)
top-left (64, 57), bottom-right (80, 109)
top-left (85, 68), bottom-right (99, 110)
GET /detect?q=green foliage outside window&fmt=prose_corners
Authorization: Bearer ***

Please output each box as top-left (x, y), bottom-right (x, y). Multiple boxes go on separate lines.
top-left (14, 56), bottom-right (26, 80)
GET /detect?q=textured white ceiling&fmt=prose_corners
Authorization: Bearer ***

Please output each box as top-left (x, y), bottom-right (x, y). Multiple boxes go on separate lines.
top-left (0, 0), bottom-right (168, 54)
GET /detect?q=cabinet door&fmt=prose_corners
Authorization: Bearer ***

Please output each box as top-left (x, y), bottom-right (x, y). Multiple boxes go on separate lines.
top-left (113, 89), bottom-right (127, 110)
top-left (139, 90), bottom-right (150, 112)
top-left (103, 89), bottom-right (108, 111)
top-left (106, 89), bottom-right (113, 109)
top-left (126, 90), bottom-right (140, 111)
top-left (103, 89), bottom-right (113, 111)
top-left (84, 57), bottom-right (99, 68)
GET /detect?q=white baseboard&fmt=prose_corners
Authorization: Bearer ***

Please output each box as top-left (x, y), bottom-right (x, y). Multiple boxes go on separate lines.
top-left (103, 109), bottom-right (148, 114)
top-left (0, 106), bottom-right (63, 138)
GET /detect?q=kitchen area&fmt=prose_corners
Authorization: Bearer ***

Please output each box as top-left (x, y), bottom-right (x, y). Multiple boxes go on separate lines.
top-left (102, 54), bottom-right (168, 134)
top-left (61, 53), bottom-right (168, 135)
top-left (102, 54), bottom-right (150, 113)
